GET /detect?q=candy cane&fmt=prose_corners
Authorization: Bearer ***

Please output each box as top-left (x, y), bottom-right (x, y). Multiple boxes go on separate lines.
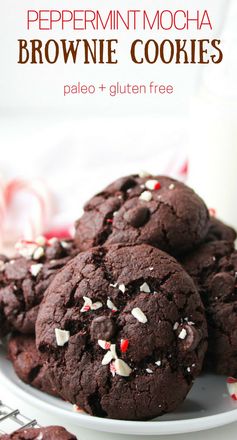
top-left (0, 176), bottom-right (6, 247)
top-left (4, 178), bottom-right (52, 241)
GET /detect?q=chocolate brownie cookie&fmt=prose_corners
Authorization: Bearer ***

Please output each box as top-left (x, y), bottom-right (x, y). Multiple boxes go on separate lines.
top-left (8, 334), bottom-right (57, 396)
top-left (206, 217), bottom-right (236, 243)
top-left (0, 238), bottom-right (75, 336)
top-left (74, 174), bottom-right (209, 256)
top-left (0, 426), bottom-right (77, 439)
top-left (182, 240), bottom-right (237, 375)
top-left (36, 243), bottom-right (207, 420)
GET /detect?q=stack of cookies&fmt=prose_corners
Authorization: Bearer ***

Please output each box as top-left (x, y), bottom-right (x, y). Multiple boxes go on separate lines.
top-left (0, 173), bottom-right (236, 421)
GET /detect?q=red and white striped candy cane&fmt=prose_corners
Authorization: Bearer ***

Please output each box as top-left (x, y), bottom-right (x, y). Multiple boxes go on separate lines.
top-left (4, 178), bottom-right (52, 241)
top-left (0, 176), bottom-right (6, 248)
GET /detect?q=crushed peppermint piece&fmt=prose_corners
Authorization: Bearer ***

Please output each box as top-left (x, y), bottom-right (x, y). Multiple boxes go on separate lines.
top-left (110, 282), bottom-right (118, 288)
top-left (92, 301), bottom-right (103, 310)
top-left (145, 179), bottom-right (160, 191)
top-left (149, 267), bottom-right (154, 271)
top-left (61, 240), bottom-right (72, 250)
top-left (33, 246), bottom-right (45, 260)
top-left (178, 328), bottom-right (187, 340)
top-left (110, 362), bottom-right (116, 377)
top-left (55, 328), bottom-right (70, 347)
top-left (107, 298), bottom-right (118, 312)
top-left (155, 360), bottom-right (161, 367)
top-left (73, 404), bottom-right (83, 413)
top-left (110, 344), bottom-right (118, 360)
top-left (80, 296), bottom-right (102, 313)
top-left (98, 340), bottom-right (111, 350)
top-left (140, 282), bottom-right (151, 293)
top-left (192, 363), bottom-right (196, 367)
top-left (131, 307), bottom-right (148, 324)
top-left (139, 191), bottom-right (152, 202)
top-left (187, 367), bottom-right (191, 372)
top-left (146, 368), bottom-right (153, 374)
top-left (30, 263), bottom-right (43, 277)
top-left (139, 170), bottom-right (150, 178)
top-left (212, 256), bottom-right (216, 262)
top-left (102, 351), bottom-right (114, 365)
top-left (173, 322), bottom-right (179, 330)
top-left (120, 339), bottom-right (129, 353)
top-left (227, 377), bottom-right (237, 400)
top-left (118, 284), bottom-right (126, 293)
top-left (209, 208), bottom-right (216, 217)
top-left (169, 183), bottom-right (175, 190)
top-left (16, 243), bottom-right (36, 259)
top-left (35, 235), bottom-right (46, 246)
top-left (188, 321), bottom-right (195, 326)
top-left (114, 359), bottom-right (132, 377)
top-left (35, 433), bottom-right (43, 440)
top-left (113, 211), bottom-right (118, 217)
top-left (80, 297), bottom-right (92, 312)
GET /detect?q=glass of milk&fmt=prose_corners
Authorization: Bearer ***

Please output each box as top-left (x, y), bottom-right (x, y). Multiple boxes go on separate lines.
top-left (188, 0), bottom-right (237, 229)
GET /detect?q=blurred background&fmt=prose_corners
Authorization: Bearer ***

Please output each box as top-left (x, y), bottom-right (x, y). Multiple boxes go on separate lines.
top-left (0, 0), bottom-right (236, 252)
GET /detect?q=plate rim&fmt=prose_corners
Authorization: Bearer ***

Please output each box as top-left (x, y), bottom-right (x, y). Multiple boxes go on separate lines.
top-left (1, 366), bottom-right (237, 436)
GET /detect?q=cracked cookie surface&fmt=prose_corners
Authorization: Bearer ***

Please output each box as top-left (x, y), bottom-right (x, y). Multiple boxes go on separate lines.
top-left (8, 333), bottom-right (58, 396)
top-left (182, 240), bottom-right (237, 375)
top-left (36, 243), bottom-right (207, 420)
top-left (74, 175), bottom-right (209, 256)
top-left (0, 238), bottom-right (75, 336)
top-left (206, 217), bottom-right (236, 243)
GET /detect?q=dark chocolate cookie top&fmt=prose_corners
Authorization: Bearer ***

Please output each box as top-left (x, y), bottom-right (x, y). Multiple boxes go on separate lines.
top-left (0, 426), bottom-right (77, 440)
top-left (0, 237), bottom-right (75, 336)
top-left (182, 240), bottom-right (237, 375)
top-left (74, 174), bottom-right (209, 255)
top-left (8, 334), bottom-right (58, 396)
top-left (206, 217), bottom-right (236, 243)
top-left (36, 243), bottom-right (207, 420)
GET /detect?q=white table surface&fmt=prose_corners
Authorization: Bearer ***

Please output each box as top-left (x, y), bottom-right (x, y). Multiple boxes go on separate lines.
top-left (1, 379), bottom-right (237, 440)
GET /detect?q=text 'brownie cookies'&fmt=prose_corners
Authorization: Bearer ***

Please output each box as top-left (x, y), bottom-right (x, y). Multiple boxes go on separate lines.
top-left (0, 426), bottom-right (77, 439)
top-left (36, 243), bottom-right (207, 420)
top-left (0, 237), bottom-right (75, 336)
top-left (75, 174), bottom-right (209, 256)
top-left (8, 334), bottom-right (57, 396)
top-left (182, 240), bottom-right (237, 375)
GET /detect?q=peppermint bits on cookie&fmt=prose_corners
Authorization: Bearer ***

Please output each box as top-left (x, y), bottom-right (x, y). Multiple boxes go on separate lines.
top-left (131, 307), bottom-right (148, 323)
top-left (55, 329), bottom-right (70, 347)
top-left (36, 243), bottom-right (207, 420)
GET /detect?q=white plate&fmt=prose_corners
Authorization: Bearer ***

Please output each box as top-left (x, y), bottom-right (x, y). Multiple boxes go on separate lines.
top-left (1, 346), bottom-right (237, 436)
